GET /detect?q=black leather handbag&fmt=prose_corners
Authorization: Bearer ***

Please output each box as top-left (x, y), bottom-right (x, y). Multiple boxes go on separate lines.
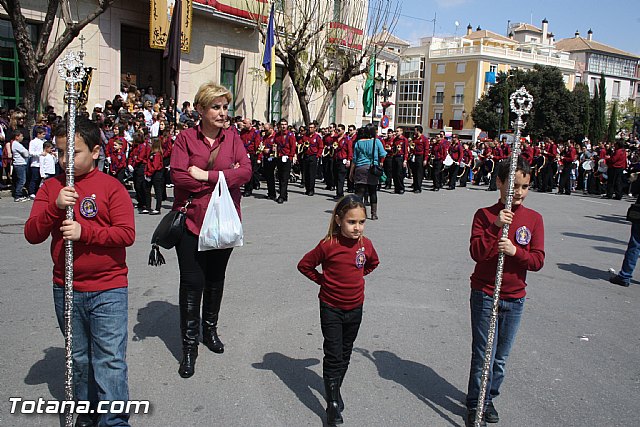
top-left (148, 199), bottom-right (191, 266)
top-left (368, 139), bottom-right (384, 177)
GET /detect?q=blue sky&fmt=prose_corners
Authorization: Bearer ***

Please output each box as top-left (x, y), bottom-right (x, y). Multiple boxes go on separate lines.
top-left (390, 0), bottom-right (640, 55)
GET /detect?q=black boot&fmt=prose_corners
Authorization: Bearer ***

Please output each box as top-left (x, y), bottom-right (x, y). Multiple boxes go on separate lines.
top-left (178, 288), bottom-right (201, 378)
top-left (75, 413), bottom-right (99, 427)
top-left (324, 377), bottom-right (344, 426)
top-left (338, 373), bottom-right (345, 412)
top-left (202, 282), bottom-right (225, 353)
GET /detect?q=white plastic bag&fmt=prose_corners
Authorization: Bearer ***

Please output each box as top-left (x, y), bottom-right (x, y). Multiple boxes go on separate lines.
top-left (198, 171), bottom-right (244, 251)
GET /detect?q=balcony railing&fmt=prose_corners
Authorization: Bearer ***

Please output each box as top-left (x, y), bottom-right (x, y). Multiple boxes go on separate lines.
top-left (452, 95), bottom-right (464, 104)
top-left (433, 94), bottom-right (444, 104)
top-left (429, 44), bottom-right (575, 69)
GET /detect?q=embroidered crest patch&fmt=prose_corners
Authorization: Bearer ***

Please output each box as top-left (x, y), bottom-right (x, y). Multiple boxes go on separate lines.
top-left (355, 247), bottom-right (366, 269)
top-left (79, 195), bottom-right (98, 218)
top-left (515, 226), bottom-right (531, 245)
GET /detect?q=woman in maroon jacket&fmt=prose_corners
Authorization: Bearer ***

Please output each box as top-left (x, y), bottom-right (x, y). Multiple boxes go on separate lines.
top-left (170, 82), bottom-right (252, 378)
top-left (605, 140), bottom-right (628, 199)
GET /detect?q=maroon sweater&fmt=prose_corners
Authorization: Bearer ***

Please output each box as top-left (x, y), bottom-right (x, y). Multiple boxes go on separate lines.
top-left (298, 235), bottom-right (380, 310)
top-left (24, 169), bottom-right (135, 292)
top-left (470, 201), bottom-right (545, 299)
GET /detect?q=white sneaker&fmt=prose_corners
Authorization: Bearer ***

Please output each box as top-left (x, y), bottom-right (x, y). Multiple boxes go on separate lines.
top-left (608, 268), bottom-right (617, 278)
top-left (141, 209), bottom-right (150, 214)
top-left (29, 194), bottom-right (36, 200)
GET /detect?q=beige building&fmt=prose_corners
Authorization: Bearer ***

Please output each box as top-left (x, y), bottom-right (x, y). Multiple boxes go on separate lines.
top-left (1, 0), bottom-right (375, 127)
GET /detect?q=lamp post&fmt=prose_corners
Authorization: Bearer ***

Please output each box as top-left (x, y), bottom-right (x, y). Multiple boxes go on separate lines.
top-left (374, 63), bottom-right (397, 127)
top-left (496, 103), bottom-right (504, 139)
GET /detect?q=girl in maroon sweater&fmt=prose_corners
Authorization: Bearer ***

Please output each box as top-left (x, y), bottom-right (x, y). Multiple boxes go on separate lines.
top-left (298, 195), bottom-right (379, 426)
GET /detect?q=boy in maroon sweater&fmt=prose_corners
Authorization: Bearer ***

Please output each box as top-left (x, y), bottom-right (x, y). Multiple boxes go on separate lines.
top-left (24, 117), bottom-right (135, 427)
top-left (465, 156), bottom-right (545, 427)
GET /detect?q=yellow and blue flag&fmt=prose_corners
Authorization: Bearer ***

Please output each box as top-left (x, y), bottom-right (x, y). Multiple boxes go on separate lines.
top-left (262, 3), bottom-right (276, 86)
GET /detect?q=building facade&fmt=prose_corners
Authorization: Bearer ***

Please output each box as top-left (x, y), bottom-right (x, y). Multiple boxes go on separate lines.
top-left (0, 0), bottom-right (373, 127)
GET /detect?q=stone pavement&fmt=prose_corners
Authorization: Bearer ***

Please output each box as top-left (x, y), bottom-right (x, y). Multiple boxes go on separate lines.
top-left (1, 181), bottom-right (639, 426)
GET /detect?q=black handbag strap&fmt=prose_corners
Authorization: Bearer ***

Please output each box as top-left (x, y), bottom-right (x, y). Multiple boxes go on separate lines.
top-left (370, 138), bottom-right (376, 166)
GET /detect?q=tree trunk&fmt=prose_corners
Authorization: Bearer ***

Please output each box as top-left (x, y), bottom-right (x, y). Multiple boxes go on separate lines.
top-left (23, 72), bottom-right (45, 134)
top-left (292, 86), bottom-right (311, 126)
top-left (314, 89), bottom-right (337, 125)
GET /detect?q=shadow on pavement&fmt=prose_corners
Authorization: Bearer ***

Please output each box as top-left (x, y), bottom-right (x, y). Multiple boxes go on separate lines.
top-left (25, 346), bottom-right (65, 400)
top-left (557, 263), bottom-right (610, 281)
top-left (132, 300), bottom-right (181, 362)
top-left (354, 348), bottom-right (465, 426)
top-left (561, 232), bottom-right (626, 245)
top-left (252, 353), bottom-right (325, 421)
top-left (592, 245), bottom-right (626, 255)
top-left (584, 214), bottom-right (628, 225)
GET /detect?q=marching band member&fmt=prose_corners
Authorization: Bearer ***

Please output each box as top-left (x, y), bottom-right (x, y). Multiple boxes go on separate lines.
top-left (302, 122), bottom-right (323, 196)
top-left (460, 142), bottom-right (473, 187)
top-left (382, 130), bottom-right (394, 190)
top-left (411, 125), bottom-right (429, 193)
top-left (447, 135), bottom-right (464, 190)
top-left (605, 140), bottom-right (627, 200)
top-left (332, 124), bottom-right (353, 199)
top-left (260, 123), bottom-right (278, 200)
top-left (390, 127), bottom-right (408, 194)
top-left (346, 125), bottom-right (357, 193)
top-left (487, 140), bottom-right (503, 192)
top-left (431, 132), bottom-right (447, 191)
top-left (322, 124), bottom-right (337, 191)
top-left (275, 119), bottom-right (297, 204)
top-left (128, 131), bottom-right (151, 213)
top-left (558, 139), bottom-right (577, 195)
top-left (240, 118), bottom-right (260, 197)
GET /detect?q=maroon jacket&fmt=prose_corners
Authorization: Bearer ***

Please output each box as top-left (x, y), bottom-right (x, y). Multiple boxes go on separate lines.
top-left (303, 133), bottom-right (324, 156)
top-left (298, 234), bottom-right (380, 310)
top-left (414, 134), bottom-right (428, 157)
top-left (470, 201), bottom-right (545, 299)
top-left (275, 130), bottom-right (296, 157)
top-left (607, 147), bottom-right (627, 168)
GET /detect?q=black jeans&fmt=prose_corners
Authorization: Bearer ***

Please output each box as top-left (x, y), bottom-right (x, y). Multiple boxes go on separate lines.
top-left (383, 157), bottom-right (393, 188)
top-left (303, 155), bottom-right (318, 193)
top-left (412, 155), bottom-right (424, 191)
top-left (320, 302), bottom-right (363, 379)
top-left (334, 161), bottom-right (347, 197)
top-left (145, 171), bottom-right (165, 211)
top-left (448, 163), bottom-right (460, 189)
top-left (607, 167), bottom-right (623, 198)
top-left (323, 157), bottom-right (334, 188)
top-left (262, 158), bottom-right (277, 198)
top-left (276, 158), bottom-right (292, 200)
top-left (391, 156), bottom-right (405, 192)
top-left (559, 164), bottom-right (572, 194)
top-left (432, 159), bottom-right (443, 189)
top-left (133, 165), bottom-right (147, 209)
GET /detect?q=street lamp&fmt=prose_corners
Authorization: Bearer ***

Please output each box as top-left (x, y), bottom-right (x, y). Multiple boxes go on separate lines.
top-left (496, 104), bottom-right (503, 139)
top-left (373, 63), bottom-right (396, 124)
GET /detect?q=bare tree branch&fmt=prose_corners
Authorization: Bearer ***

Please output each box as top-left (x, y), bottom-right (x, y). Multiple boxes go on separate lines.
top-left (35, 0), bottom-right (62, 61)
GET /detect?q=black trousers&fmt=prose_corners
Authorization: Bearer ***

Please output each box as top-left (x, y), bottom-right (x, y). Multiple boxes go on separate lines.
top-left (412, 155), bottom-right (425, 191)
top-left (540, 162), bottom-right (553, 191)
top-left (448, 163), bottom-right (460, 189)
top-left (303, 155), bottom-right (318, 194)
top-left (276, 158), bottom-right (292, 200)
top-left (334, 161), bottom-right (347, 197)
top-left (559, 165), bottom-right (572, 194)
top-left (323, 157), bottom-right (334, 189)
top-left (383, 157), bottom-right (393, 188)
top-left (244, 154), bottom-right (259, 195)
top-left (320, 302), bottom-right (362, 379)
top-left (262, 158), bottom-right (277, 198)
top-left (606, 167), bottom-right (623, 199)
top-left (391, 156), bottom-right (405, 193)
top-left (145, 170), bottom-right (165, 211)
top-left (175, 231), bottom-right (233, 340)
top-left (432, 159), bottom-right (443, 189)
top-left (133, 165), bottom-right (147, 209)
top-left (459, 166), bottom-right (469, 187)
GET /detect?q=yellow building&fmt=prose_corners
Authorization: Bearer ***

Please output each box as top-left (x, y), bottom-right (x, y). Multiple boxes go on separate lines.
top-left (397, 22), bottom-right (576, 140)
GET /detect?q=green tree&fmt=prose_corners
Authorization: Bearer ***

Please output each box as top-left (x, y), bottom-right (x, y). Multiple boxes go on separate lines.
top-left (571, 83), bottom-right (590, 140)
top-left (590, 86), bottom-right (604, 142)
top-left (608, 101), bottom-right (619, 142)
top-left (471, 65), bottom-right (575, 140)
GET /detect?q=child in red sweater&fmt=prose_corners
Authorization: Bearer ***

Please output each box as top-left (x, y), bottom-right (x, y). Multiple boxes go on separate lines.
top-left (298, 195), bottom-right (379, 426)
top-left (465, 156), bottom-right (545, 427)
top-left (145, 137), bottom-right (164, 215)
top-left (24, 117), bottom-right (135, 427)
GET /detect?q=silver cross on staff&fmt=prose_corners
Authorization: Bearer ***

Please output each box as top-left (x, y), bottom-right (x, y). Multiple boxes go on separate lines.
top-left (56, 50), bottom-right (87, 427)
top-left (474, 86), bottom-right (533, 427)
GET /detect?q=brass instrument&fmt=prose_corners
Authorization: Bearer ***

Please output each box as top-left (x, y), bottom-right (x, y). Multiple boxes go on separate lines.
top-left (330, 141), bottom-right (338, 157)
top-left (409, 141), bottom-right (415, 151)
top-left (322, 144), bottom-right (331, 157)
top-left (257, 142), bottom-right (265, 154)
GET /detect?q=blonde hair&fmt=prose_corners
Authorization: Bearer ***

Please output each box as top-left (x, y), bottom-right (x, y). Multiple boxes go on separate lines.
top-left (324, 195), bottom-right (367, 242)
top-left (150, 137), bottom-right (163, 155)
top-left (194, 81), bottom-right (232, 109)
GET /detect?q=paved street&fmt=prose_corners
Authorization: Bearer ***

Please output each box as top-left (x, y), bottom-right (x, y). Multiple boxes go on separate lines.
top-left (1, 181), bottom-right (639, 427)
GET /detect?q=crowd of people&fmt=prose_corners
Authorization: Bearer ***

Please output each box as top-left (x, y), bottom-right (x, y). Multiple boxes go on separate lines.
top-left (2, 86), bottom-right (638, 214)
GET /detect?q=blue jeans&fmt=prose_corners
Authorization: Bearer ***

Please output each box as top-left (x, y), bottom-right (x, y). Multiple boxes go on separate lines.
top-left (13, 164), bottom-right (26, 198)
top-left (619, 222), bottom-right (640, 283)
top-left (28, 165), bottom-right (41, 195)
top-left (53, 286), bottom-right (130, 427)
top-left (466, 289), bottom-right (525, 410)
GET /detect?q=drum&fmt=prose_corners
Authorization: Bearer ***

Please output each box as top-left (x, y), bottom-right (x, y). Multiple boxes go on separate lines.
top-left (597, 159), bottom-right (607, 173)
top-left (581, 160), bottom-right (593, 171)
top-left (443, 154), bottom-right (454, 167)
